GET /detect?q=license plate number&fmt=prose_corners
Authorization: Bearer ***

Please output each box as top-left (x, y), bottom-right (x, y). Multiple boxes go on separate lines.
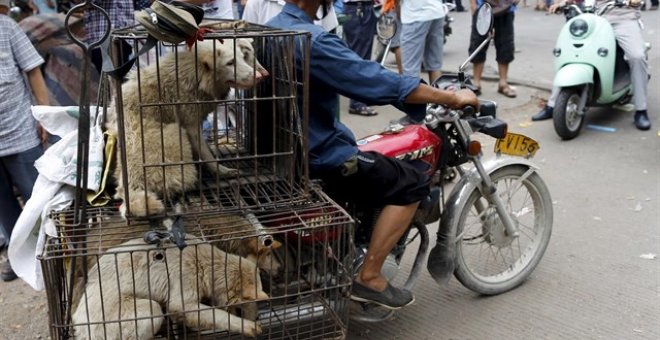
top-left (494, 133), bottom-right (540, 158)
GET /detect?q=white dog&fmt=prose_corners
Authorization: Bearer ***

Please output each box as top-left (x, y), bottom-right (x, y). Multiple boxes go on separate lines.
top-left (72, 237), bottom-right (268, 339)
top-left (106, 39), bottom-right (268, 217)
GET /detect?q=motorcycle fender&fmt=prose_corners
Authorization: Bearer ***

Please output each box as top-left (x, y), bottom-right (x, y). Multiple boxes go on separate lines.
top-left (427, 157), bottom-right (539, 285)
top-left (553, 64), bottom-right (594, 88)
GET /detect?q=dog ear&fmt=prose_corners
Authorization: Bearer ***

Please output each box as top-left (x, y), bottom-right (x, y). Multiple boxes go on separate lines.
top-left (257, 240), bottom-right (281, 257)
top-left (238, 38), bottom-right (254, 48)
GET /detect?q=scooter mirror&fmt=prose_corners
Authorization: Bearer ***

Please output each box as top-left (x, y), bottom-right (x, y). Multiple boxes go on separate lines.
top-left (376, 12), bottom-right (397, 41)
top-left (475, 3), bottom-right (494, 37)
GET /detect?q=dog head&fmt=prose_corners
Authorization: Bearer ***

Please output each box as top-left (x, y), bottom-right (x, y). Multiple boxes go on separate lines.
top-left (197, 38), bottom-right (268, 95)
top-left (243, 238), bottom-right (282, 277)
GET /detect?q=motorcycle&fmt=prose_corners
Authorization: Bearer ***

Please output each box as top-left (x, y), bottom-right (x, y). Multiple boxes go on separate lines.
top-left (274, 4), bottom-right (554, 323)
top-left (550, 0), bottom-right (651, 139)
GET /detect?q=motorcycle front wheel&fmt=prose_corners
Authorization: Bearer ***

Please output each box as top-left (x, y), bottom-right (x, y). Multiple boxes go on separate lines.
top-left (553, 87), bottom-right (585, 140)
top-left (453, 165), bottom-right (553, 295)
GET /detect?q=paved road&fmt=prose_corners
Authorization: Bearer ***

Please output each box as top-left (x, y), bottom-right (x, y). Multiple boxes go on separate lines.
top-left (343, 7), bottom-right (660, 340)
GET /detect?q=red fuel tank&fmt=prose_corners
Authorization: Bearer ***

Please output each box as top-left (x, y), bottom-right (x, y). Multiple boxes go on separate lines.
top-left (357, 125), bottom-right (442, 175)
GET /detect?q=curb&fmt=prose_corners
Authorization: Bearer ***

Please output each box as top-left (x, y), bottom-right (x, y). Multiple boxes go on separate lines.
top-left (439, 69), bottom-right (554, 92)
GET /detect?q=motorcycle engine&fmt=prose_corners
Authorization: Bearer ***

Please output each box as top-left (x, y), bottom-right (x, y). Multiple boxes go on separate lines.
top-left (354, 247), bottom-right (400, 282)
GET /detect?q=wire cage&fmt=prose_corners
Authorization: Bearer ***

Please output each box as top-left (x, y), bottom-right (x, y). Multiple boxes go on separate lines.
top-left (102, 21), bottom-right (313, 219)
top-left (38, 15), bottom-right (355, 340)
top-left (40, 187), bottom-right (355, 339)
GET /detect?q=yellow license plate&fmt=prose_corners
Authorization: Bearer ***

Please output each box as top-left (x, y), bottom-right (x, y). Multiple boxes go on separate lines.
top-left (494, 133), bottom-right (540, 158)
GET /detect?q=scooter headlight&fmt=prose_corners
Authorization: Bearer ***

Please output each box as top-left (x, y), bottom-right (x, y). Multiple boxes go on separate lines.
top-left (569, 19), bottom-right (589, 38)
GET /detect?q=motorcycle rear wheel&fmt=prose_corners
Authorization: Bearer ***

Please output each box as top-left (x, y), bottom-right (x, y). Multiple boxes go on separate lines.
top-left (553, 88), bottom-right (584, 140)
top-left (453, 165), bottom-right (553, 295)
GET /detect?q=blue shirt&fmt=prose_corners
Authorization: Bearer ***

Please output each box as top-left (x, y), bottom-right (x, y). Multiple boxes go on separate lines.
top-left (266, 4), bottom-right (425, 171)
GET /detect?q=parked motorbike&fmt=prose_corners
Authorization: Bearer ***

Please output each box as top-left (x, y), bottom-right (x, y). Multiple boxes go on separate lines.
top-left (550, 0), bottom-right (651, 139)
top-left (273, 4), bottom-right (554, 323)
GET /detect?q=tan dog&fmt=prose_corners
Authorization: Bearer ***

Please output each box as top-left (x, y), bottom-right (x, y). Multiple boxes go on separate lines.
top-left (198, 214), bottom-right (282, 276)
top-left (72, 237), bottom-right (268, 339)
top-left (106, 39), bottom-right (268, 217)
top-left (79, 213), bottom-right (282, 275)
top-left (68, 213), bottom-right (282, 312)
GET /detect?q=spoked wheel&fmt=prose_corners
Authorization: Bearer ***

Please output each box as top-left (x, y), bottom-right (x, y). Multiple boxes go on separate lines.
top-left (553, 88), bottom-right (585, 140)
top-left (453, 165), bottom-right (553, 295)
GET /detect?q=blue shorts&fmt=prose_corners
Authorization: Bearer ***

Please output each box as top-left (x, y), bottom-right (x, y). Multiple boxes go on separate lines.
top-left (400, 17), bottom-right (445, 77)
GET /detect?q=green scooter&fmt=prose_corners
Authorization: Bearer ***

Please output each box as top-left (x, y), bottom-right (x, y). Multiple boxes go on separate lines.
top-left (551, 0), bottom-right (650, 139)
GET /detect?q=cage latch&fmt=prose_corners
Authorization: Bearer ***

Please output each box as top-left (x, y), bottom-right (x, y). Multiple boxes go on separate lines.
top-left (142, 216), bottom-right (187, 250)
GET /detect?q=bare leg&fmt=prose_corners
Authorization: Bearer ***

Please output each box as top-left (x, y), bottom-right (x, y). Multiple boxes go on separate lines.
top-left (472, 62), bottom-right (485, 88)
top-left (497, 62), bottom-right (510, 88)
top-left (356, 202), bottom-right (419, 291)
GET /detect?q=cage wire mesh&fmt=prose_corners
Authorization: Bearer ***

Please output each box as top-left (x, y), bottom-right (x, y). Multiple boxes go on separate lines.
top-left (104, 21), bottom-right (313, 219)
top-left (39, 20), bottom-right (355, 340)
top-left (41, 188), bottom-right (354, 339)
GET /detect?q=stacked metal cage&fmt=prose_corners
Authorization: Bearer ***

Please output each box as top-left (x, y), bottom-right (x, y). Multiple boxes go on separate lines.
top-left (39, 18), bottom-right (355, 340)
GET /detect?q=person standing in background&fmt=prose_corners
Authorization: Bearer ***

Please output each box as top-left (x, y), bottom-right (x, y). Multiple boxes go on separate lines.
top-left (342, 0), bottom-right (378, 116)
top-left (398, 0), bottom-right (447, 83)
top-left (468, 0), bottom-right (518, 98)
top-left (0, 0), bottom-right (49, 282)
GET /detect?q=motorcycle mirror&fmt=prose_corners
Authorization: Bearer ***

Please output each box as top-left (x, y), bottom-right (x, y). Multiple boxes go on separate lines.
top-left (459, 3), bottom-right (494, 73)
top-left (475, 3), bottom-right (494, 37)
top-left (376, 12), bottom-right (397, 41)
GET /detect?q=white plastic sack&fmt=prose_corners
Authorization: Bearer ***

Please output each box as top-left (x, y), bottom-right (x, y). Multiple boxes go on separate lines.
top-left (8, 179), bottom-right (74, 291)
top-left (9, 105), bottom-right (104, 290)
top-left (32, 105), bottom-right (104, 192)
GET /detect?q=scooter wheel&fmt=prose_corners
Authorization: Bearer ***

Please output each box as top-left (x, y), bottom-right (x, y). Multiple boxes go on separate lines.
top-left (553, 88), bottom-right (585, 140)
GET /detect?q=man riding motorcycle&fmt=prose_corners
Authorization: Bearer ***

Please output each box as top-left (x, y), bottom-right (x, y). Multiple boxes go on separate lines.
top-left (266, 0), bottom-right (478, 309)
top-left (532, 0), bottom-right (651, 130)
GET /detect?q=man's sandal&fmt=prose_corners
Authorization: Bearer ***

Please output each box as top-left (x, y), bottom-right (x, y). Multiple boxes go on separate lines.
top-left (498, 85), bottom-right (517, 98)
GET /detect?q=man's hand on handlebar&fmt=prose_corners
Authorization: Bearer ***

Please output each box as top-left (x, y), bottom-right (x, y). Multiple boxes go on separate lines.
top-left (548, 0), bottom-right (568, 14)
top-left (451, 89), bottom-right (480, 110)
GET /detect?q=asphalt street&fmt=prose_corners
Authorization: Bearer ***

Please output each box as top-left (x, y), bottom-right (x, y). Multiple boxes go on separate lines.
top-left (343, 7), bottom-right (660, 340)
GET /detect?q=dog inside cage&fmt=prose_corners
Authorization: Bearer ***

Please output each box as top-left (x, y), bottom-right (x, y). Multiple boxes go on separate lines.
top-left (105, 26), bottom-right (309, 219)
top-left (38, 22), bottom-right (354, 340)
top-left (42, 190), bottom-right (353, 339)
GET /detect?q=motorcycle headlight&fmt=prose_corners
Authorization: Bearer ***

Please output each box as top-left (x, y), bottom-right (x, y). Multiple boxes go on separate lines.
top-left (569, 19), bottom-right (589, 38)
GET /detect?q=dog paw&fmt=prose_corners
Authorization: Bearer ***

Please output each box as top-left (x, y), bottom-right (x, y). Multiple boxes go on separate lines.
top-left (244, 321), bottom-right (262, 337)
top-left (121, 191), bottom-right (166, 217)
top-left (217, 164), bottom-right (240, 177)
